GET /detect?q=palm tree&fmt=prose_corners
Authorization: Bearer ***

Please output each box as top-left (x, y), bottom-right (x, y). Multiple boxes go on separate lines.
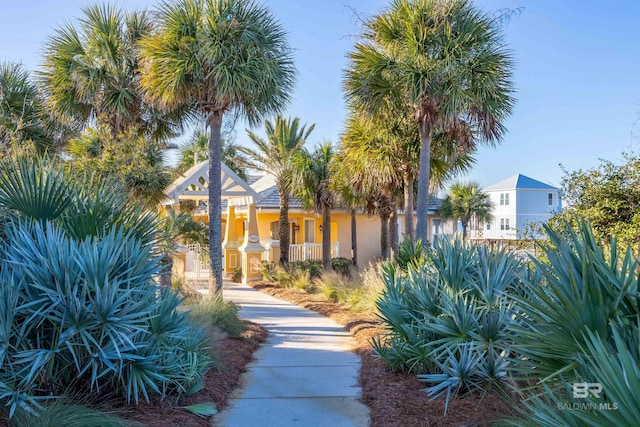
top-left (39, 4), bottom-right (183, 142)
top-left (330, 152), bottom-right (366, 267)
top-left (177, 130), bottom-right (249, 180)
top-left (340, 110), bottom-right (475, 255)
top-left (242, 117), bottom-right (314, 264)
top-left (438, 182), bottom-right (492, 240)
top-left (0, 62), bottom-right (53, 155)
top-left (293, 142), bottom-right (335, 270)
top-left (139, 0), bottom-right (295, 292)
top-left (344, 0), bottom-right (515, 247)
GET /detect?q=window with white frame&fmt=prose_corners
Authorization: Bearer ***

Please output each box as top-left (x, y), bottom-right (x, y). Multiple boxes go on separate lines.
top-left (500, 218), bottom-right (510, 231)
top-left (486, 222), bottom-right (491, 231)
top-left (499, 193), bottom-right (510, 206)
top-left (548, 192), bottom-right (553, 206)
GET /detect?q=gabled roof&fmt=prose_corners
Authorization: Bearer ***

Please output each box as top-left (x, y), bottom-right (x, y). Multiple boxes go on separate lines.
top-left (250, 174), bottom-right (304, 209)
top-left (484, 174), bottom-right (558, 191)
top-left (164, 161), bottom-right (262, 205)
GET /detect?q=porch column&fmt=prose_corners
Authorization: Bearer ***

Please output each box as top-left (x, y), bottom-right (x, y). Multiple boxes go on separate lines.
top-left (238, 203), bottom-right (264, 283)
top-left (223, 205), bottom-right (241, 278)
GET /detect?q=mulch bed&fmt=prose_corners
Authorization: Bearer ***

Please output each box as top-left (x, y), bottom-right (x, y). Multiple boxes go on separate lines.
top-left (122, 321), bottom-right (267, 426)
top-left (250, 282), bottom-right (517, 427)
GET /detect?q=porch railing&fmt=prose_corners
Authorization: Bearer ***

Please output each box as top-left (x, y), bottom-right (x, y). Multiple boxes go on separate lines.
top-left (288, 242), bottom-right (339, 262)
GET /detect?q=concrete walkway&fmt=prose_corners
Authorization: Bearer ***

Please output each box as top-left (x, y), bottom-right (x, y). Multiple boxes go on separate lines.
top-left (216, 281), bottom-right (370, 427)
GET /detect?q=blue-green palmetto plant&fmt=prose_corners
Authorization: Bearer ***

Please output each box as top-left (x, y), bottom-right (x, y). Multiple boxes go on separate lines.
top-left (374, 237), bottom-right (524, 413)
top-left (503, 220), bottom-right (640, 425)
top-left (0, 156), bottom-right (211, 419)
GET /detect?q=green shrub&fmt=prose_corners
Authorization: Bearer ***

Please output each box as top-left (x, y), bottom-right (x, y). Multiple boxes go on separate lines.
top-left (331, 257), bottom-right (354, 276)
top-left (187, 295), bottom-right (245, 338)
top-left (260, 261), bottom-right (279, 282)
top-left (0, 157), bottom-right (211, 418)
top-left (314, 263), bottom-right (384, 311)
top-left (504, 220), bottom-right (640, 424)
top-left (5, 400), bottom-right (132, 427)
top-left (232, 267), bottom-right (243, 282)
top-left (374, 238), bottom-right (524, 412)
top-left (394, 237), bottom-right (427, 271)
top-left (287, 259), bottom-right (323, 279)
top-left (291, 269), bottom-right (313, 291)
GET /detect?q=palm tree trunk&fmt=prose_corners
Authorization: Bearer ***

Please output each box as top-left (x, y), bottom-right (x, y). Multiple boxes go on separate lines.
top-left (208, 111), bottom-right (224, 294)
top-left (380, 211), bottom-right (390, 259)
top-left (159, 254), bottom-right (173, 288)
top-left (462, 220), bottom-right (468, 241)
top-left (322, 203), bottom-right (331, 271)
top-left (389, 206), bottom-right (398, 257)
top-left (404, 171), bottom-right (415, 239)
top-left (350, 209), bottom-right (357, 267)
top-left (279, 189), bottom-right (290, 265)
top-left (415, 124), bottom-right (432, 247)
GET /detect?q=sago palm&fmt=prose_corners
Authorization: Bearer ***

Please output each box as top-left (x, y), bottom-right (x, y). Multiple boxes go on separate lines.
top-left (345, 0), bottom-right (515, 246)
top-left (242, 116), bottom-right (314, 264)
top-left (139, 0), bottom-right (295, 291)
top-left (438, 181), bottom-right (493, 240)
top-left (293, 142), bottom-right (335, 270)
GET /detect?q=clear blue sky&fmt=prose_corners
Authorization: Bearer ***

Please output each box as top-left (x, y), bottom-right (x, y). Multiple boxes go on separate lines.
top-left (2, 0), bottom-right (640, 190)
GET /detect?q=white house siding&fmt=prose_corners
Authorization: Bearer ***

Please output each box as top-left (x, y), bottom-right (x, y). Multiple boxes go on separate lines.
top-left (472, 175), bottom-right (561, 241)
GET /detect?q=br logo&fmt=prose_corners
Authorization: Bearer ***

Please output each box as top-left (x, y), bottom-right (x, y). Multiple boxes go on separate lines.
top-left (572, 382), bottom-right (603, 399)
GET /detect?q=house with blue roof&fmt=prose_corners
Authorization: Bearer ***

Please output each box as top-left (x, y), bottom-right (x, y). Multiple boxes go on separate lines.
top-left (470, 174), bottom-right (562, 240)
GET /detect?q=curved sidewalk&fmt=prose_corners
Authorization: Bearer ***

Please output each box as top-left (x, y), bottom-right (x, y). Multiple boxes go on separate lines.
top-left (216, 281), bottom-right (370, 427)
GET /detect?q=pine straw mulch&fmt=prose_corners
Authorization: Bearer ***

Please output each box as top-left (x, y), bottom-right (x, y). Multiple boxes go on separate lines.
top-left (250, 282), bottom-right (518, 427)
top-left (120, 320), bottom-right (267, 427)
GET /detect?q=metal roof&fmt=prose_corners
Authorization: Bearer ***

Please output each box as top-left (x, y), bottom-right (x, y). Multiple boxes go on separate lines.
top-left (484, 174), bottom-right (558, 191)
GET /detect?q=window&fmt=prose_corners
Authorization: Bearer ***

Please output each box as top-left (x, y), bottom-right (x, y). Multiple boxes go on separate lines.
top-left (500, 218), bottom-right (510, 231)
top-left (304, 219), bottom-right (315, 243)
top-left (486, 223), bottom-right (491, 231)
top-left (270, 221), bottom-right (280, 239)
top-left (500, 194), bottom-right (504, 205)
top-left (431, 219), bottom-right (441, 238)
top-left (548, 193), bottom-right (553, 206)
top-left (500, 193), bottom-right (510, 206)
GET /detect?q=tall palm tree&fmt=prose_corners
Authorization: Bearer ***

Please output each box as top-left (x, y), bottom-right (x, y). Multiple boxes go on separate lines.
top-left (344, 0), bottom-right (515, 247)
top-left (242, 116), bottom-right (314, 264)
top-left (39, 4), bottom-right (183, 142)
top-left (177, 129), bottom-right (249, 180)
top-left (139, 0), bottom-right (295, 292)
top-left (293, 142), bottom-right (335, 270)
top-left (438, 181), bottom-right (492, 240)
top-left (340, 110), bottom-right (475, 253)
top-left (330, 152), bottom-right (366, 267)
top-left (0, 62), bottom-right (53, 155)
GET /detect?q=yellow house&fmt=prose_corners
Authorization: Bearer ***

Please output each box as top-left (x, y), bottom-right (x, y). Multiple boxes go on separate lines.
top-left (164, 161), bottom-right (452, 283)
